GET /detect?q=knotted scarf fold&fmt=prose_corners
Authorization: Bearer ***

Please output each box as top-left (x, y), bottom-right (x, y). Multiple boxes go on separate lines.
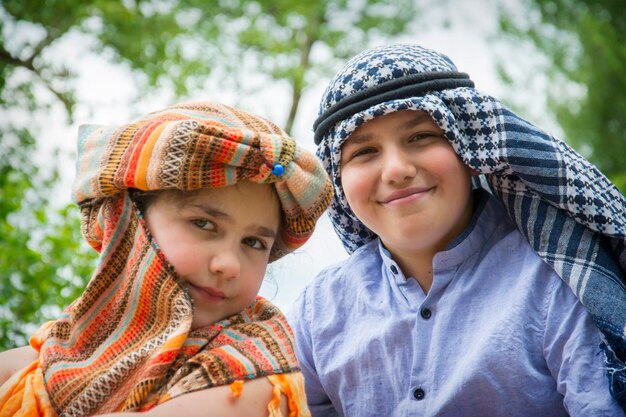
top-left (75, 101), bottom-right (333, 260)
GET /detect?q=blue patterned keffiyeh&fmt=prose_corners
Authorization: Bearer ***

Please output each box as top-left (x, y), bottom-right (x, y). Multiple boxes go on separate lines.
top-left (313, 44), bottom-right (626, 408)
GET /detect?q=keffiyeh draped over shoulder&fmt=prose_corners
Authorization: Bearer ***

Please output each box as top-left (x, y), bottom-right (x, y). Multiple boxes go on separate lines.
top-left (1, 102), bottom-right (331, 416)
top-left (313, 44), bottom-right (626, 408)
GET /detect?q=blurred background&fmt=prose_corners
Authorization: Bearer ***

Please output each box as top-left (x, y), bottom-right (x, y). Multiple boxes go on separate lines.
top-left (1, 0), bottom-right (624, 350)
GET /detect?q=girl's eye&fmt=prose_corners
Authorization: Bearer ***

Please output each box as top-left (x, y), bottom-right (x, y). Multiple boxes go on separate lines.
top-left (242, 237), bottom-right (268, 250)
top-left (192, 219), bottom-right (215, 231)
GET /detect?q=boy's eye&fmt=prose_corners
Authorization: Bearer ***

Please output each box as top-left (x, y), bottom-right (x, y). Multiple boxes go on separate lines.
top-left (242, 237), bottom-right (268, 250)
top-left (409, 132), bottom-right (440, 143)
top-left (192, 219), bottom-right (215, 231)
top-left (347, 147), bottom-right (376, 161)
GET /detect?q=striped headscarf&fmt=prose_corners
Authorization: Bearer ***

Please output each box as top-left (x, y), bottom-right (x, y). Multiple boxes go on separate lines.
top-left (76, 100), bottom-right (333, 261)
top-left (30, 102), bottom-right (331, 416)
top-left (314, 44), bottom-right (626, 408)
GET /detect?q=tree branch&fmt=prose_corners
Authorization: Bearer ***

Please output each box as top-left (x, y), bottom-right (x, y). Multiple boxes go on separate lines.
top-left (0, 39), bottom-right (74, 120)
top-left (284, 10), bottom-right (324, 134)
top-left (0, 44), bottom-right (35, 71)
top-left (29, 32), bottom-right (63, 63)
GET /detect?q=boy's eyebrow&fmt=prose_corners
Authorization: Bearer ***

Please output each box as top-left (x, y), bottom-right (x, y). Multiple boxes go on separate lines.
top-left (401, 112), bottom-right (432, 129)
top-left (188, 203), bottom-right (277, 238)
top-left (347, 112), bottom-right (433, 144)
top-left (345, 132), bottom-right (372, 145)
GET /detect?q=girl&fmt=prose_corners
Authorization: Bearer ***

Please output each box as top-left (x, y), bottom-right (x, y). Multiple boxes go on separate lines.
top-left (0, 101), bottom-right (333, 416)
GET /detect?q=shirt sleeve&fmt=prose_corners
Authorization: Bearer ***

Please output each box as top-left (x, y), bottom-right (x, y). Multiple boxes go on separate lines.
top-left (542, 276), bottom-right (625, 416)
top-left (287, 288), bottom-right (340, 417)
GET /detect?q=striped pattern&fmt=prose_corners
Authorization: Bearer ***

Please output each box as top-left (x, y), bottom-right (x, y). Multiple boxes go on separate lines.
top-left (38, 192), bottom-right (303, 416)
top-left (316, 44), bottom-right (626, 408)
top-left (149, 301), bottom-right (300, 405)
top-left (27, 102), bottom-right (328, 416)
top-left (74, 101), bottom-right (333, 261)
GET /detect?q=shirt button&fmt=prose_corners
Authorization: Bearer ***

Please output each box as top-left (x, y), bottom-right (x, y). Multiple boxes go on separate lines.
top-left (390, 265), bottom-right (398, 274)
top-left (413, 388), bottom-right (425, 400)
top-left (420, 308), bottom-right (432, 320)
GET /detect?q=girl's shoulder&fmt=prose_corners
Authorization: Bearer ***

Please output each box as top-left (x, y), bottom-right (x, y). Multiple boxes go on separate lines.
top-left (0, 345), bottom-right (39, 386)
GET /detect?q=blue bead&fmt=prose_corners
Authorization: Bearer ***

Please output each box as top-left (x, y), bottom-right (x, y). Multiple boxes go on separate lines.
top-left (272, 163), bottom-right (285, 176)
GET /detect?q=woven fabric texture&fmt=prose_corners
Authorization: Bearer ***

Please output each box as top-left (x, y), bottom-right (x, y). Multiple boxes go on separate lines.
top-left (23, 101), bottom-right (330, 416)
top-left (75, 101), bottom-right (333, 260)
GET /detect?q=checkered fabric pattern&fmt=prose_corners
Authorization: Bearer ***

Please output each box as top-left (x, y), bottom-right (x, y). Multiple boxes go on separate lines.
top-left (314, 44), bottom-right (626, 408)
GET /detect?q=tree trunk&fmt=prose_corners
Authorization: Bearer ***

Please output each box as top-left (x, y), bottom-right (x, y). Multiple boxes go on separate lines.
top-left (284, 17), bottom-right (320, 135)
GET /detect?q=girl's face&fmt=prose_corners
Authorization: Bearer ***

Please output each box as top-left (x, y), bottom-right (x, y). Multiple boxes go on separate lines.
top-left (144, 181), bottom-right (280, 330)
top-left (340, 109), bottom-right (474, 262)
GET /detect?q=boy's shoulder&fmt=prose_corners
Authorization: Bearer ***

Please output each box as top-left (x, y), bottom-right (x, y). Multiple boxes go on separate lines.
top-left (470, 191), bottom-right (537, 259)
top-left (316, 239), bottom-right (382, 282)
top-left (295, 240), bottom-right (382, 307)
top-left (289, 240), bottom-right (384, 332)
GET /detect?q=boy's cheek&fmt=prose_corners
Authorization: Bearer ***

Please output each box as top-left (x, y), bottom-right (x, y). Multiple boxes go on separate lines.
top-left (461, 163), bottom-right (479, 177)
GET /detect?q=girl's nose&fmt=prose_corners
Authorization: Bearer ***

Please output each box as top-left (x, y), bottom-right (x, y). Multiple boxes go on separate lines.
top-left (209, 249), bottom-right (240, 280)
top-left (381, 148), bottom-right (417, 184)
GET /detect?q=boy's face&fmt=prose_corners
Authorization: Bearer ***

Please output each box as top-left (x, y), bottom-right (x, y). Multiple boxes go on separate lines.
top-left (144, 182), bottom-right (280, 330)
top-left (340, 109), bottom-right (474, 261)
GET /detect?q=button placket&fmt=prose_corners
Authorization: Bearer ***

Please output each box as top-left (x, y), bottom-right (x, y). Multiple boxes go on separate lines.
top-left (408, 270), bottom-right (440, 407)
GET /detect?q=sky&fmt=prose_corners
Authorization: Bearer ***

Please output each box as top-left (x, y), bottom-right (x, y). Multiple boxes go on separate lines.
top-left (26, 1), bottom-right (552, 313)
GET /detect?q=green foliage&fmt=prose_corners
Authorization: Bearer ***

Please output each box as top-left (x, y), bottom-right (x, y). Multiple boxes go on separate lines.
top-left (0, 0), bottom-right (423, 350)
top-left (221, 0), bottom-right (417, 132)
top-left (144, 0), bottom-right (419, 132)
top-left (2, 0), bottom-right (420, 128)
top-left (497, 0), bottom-right (626, 192)
top-left (0, 127), bottom-right (97, 350)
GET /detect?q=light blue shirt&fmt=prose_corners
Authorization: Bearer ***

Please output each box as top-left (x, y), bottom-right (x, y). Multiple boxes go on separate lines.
top-left (287, 191), bottom-right (623, 416)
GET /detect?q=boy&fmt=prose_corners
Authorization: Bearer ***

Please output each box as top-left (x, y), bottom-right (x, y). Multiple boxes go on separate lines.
top-left (288, 44), bottom-right (625, 416)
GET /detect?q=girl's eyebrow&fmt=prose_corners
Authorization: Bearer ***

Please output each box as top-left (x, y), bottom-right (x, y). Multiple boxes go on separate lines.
top-left (255, 226), bottom-right (277, 239)
top-left (188, 203), bottom-right (277, 238)
top-left (189, 203), bottom-right (230, 220)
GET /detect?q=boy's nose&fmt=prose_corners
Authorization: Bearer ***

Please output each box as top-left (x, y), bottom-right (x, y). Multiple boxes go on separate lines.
top-left (381, 149), bottom-right (417, 184)
top-left (209, 250), bottom-right (240, 280)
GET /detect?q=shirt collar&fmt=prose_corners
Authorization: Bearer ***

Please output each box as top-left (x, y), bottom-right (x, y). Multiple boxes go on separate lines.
top-left (378, 189), bottom-right (503, 276)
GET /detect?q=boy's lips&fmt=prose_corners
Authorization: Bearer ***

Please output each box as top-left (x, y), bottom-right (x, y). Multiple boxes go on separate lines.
top-left (380, 186), bottom-right (433, 204)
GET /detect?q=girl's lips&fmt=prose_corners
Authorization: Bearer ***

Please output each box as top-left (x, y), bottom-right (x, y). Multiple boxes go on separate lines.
top-left (188, 283), bottom-right (226, 302)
